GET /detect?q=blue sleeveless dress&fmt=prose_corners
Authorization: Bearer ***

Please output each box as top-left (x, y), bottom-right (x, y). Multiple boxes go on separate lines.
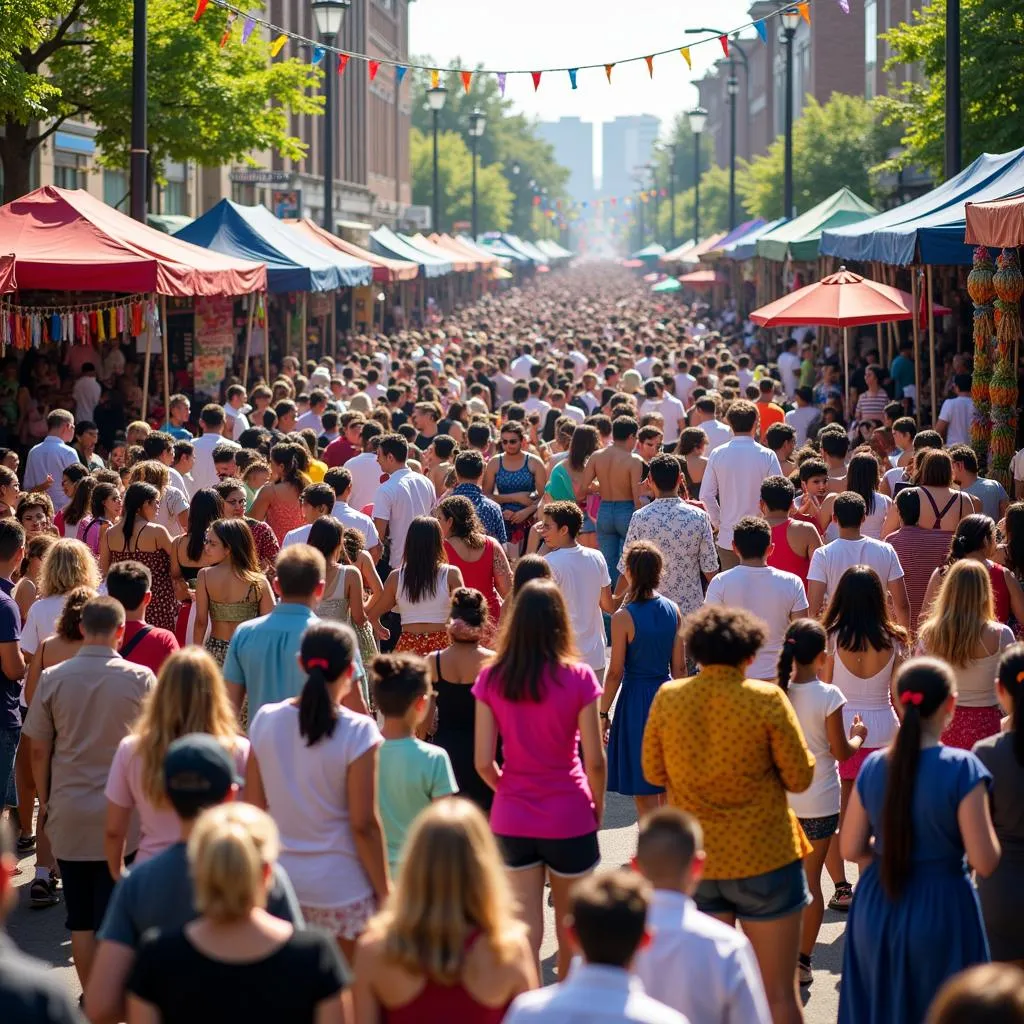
top-left (607, 594), bottom-right (677, 796)
top-left (839, 746), bottom-right (992, 1024)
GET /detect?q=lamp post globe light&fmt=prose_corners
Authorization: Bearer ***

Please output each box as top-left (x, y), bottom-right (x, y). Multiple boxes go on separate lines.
top-left (426, 83), bottom-right (448, 232)
top-left (780, 7), bottom-right (800, 220)
top-left (467, 107), bottom-right (487, 240)
top-left (311, 0), bottom-right (350, 232)
top-left (688, 106), bottom-right (708, 243)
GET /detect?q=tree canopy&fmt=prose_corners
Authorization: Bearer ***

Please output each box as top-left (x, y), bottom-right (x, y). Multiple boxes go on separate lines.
top-left (0, 0), bottom-right (321, 203)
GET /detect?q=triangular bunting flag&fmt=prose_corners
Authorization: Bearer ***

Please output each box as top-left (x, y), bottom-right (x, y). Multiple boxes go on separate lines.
top-left (461, 70), bottom-right (472, 93)
top-left (644, 55), bottom-right (654, 78)
top-left (568, 68), bottom-right (578, 90)
top-left (368, 60), bottom-right (381, 81)
top-left (395, 65), bottom-right (407, 86)
top-left (192, 0), bottom-right (208, 22)
top-left (680, 47), bottom-right (691, 69)
top-left (798, 1), bottom-right (811, 22)
top-left (754, 20), bottom-right (768, 43)
top-left (337, 53), bottom-right (350, 74)
top-left (531, 71), bottom-right (542, 91)
top-left (218, 12), bottom-right (236, 48)
top-left (430, 69), bottom-right (440, 89)
top-left (312, 46), bottom-right (325, 64)
top-left (241, 17), bottom-right (256, 43)
top-left (719, 35), bottom-right (729, 57)
top-left (605, 63), bottom-right (614, 83)
top-left (270, 34), bottom-right (287, 57)
top-left (497, 72), bottom-right (507, 96)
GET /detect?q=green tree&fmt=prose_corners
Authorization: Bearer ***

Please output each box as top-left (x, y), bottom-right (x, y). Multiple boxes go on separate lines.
top-left (410, 127), bottom-right (511, 234)
top-left (409, 58), bottom-right (569, 236)
top-left (0, 1), bottom-right (320, 203)
top-left (877, 0), bottom-right (1024, 177)
top-left (655, 164), bottom-right (732, 244)
top-left (738, 92), bottom-right (900, 219)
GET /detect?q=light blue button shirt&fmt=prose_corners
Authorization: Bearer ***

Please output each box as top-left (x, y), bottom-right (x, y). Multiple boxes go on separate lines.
top-left (23, 435), bottom-right (81, 511)
top-left (222, 603), bottom-right (364, 721)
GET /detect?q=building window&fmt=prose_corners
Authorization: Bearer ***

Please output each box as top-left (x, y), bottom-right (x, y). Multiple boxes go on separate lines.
top-left (53, 164), bottom-right (81, 189)
top-left (162, 181), bottom-right (187, 215)
top-left (104, 169), bottom-right (128, 209)
top-left (865, 0), bottom-right (878, 99)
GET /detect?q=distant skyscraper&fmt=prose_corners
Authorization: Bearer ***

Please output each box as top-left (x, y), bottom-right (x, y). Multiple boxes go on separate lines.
top-left (536, 117), bottom-right (594, 204)
top-left (601, 115), bottom-right (661, 201)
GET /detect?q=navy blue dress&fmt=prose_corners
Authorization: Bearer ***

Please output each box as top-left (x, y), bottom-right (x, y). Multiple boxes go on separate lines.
top-left (839, 746), bottom-right (992, 1024)
top-left (608, 594), bottom-right (677, 796)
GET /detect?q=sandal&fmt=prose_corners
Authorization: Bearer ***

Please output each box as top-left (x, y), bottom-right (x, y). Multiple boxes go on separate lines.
top-left (16, 833), bottom-right (36, 855)
top-left (828, 882), bottom-right (854, 911)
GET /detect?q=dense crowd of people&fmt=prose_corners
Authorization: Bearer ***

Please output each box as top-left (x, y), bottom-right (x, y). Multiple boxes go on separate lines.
top-left (1, 264), bottom-right (1024, 1024)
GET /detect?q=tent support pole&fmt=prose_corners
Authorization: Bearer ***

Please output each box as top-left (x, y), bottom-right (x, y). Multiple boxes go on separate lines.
top-left (843, 327), bottom-right (851, 422)
top-left (263, 292), bottom-right (270, 380)
top-left (300, 292), bottom-right (308, 368)
top-left (926, 265), bottom-right (938, 427)
top-left (242, 294), bottom-right (256, 390)
top-left (160, 296), bottom-right (170, 431)
top-left (141, 293), bottom-right (154, 422)
top-left (911, 269), bottom-right (922, 413)
top-left (329, 293), bottom-right (337, 359)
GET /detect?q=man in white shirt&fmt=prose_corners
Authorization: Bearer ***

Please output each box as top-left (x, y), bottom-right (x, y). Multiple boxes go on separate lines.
top-left (493, 358), bottom-right (517, 405)
top-left (505, 870), bottom-right (686, 1024)
top-left (346, 434), bottom-right (386, 512)
top-left (23, 408), bottom-right (80, 511)
top-left (936, 374), bottom-right (975, 447)
top-left (635, 344), bottom-right (657, 379)
top-left (324, 466), bottom-right (381, 561)
top-left (806, 491), bottom-right (910, 626)
top-left (280, 483), bottom-right (335, 548)
top-left (699, 401), bottom-right (782, 569)
top-left (373, 434), bottom-right (436, 569)
top-left (633, 808), bottom-right (771, 1024)
top-left (549, 389), bottom-right (584, 425)
top-left (689, 397), bottom-right (733, 452)
top-left (189, 405), bottom-right (240, 496)
top-left (522, 380), bottom-right (551, 421)
top-left (223, 384), bottom-right (250, 442)
top-left (72, 363), bottom-right (102, 424)
top-left (510, 345), bottom-right (538, 380)
top-left (673, 361), bottom-right (697, 408)
top-left (363, 367), bottom-right (386, 403)
top-left (541, 501), bottom-right (614, 675)
top-left (704, 517), bottom-right (808, 680)
top-left (295, 389), bottom-right (329, 435)
top-left (777, 338), bottom-right (801, 399)
top-left (784, 387), bottom-right (820, 446)
top-left (639, 380), bottom-right (686, 445)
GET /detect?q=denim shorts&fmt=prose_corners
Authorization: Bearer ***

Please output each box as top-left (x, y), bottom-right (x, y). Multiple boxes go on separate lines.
top-left (695, 858), bottom-right (811, 922)
top-left (799, 813), bottom-right (840, 842)
top-left (0, 726), bottom-right (19, 808)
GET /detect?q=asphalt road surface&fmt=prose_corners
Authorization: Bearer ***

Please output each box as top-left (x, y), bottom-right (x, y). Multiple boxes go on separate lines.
top-left (7, 792), bottom-right (851, 1022)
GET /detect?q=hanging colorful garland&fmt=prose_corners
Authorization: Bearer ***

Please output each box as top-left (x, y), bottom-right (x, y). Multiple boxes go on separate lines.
top-left (966, 246), bottom-right (995, 470)
top-left (0, 295), bottom-right (157, 354)
top-left (989, 248), bottom-right (1022, 489)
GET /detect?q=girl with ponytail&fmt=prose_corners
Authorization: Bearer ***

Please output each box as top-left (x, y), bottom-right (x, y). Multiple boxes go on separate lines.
top-left (837, 657), bottom-right (1000, 1024)
top-left (249, 442), bottom-right (311, 544)
top-left (247, 620), bottom-right (388, 961)
top-left (973, 642), bottom-right (1024, 963)
top-left (777, 618), bottom-right (867, 986)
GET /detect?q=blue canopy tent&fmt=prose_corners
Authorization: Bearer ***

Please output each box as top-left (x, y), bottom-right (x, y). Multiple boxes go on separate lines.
top-left (502, 235), bottom-right (550, 265)
top-left (370, 226), bottom-right (451, 277)
top-left (721, 218), bottom-right (787, 261)
top-left (175, 199), bottom-right (371, 291)
top-left (477, 236), bottom-right (530, 263)
top-left (698, 219), bottom-right (766, 261)
top-left (820, 146), bottom-right (1024, 265)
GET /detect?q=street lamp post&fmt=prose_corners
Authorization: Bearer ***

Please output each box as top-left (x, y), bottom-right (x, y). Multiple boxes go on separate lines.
top-left (311, 0), bottom-right (350, 232)
top-left (781, 8), bottom-right (801, 220)
top-left (667, 143), bottom-right (678, 249)
top-left (426, 83), bottom-right (448, 233)
top-left (945, 0), bottom-right (961, 177)
top-left (130, 0), bottom-right (147, 222)
top-left (688, 107), bottom-right (708, 243)
top-left (646, 164), bottom-right (659, 245)
top-left (467, 108), bottom-right (486, 239)
top-left (510, 162), bottom-right (521, 233)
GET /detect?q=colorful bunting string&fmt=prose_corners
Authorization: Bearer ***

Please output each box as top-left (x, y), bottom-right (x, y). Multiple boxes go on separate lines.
top-left (429, 69), bottom-right (440, 89)
top-left (644, 55), bottom-right (654, 78)
top-left (531, 71), bottom-right (542, 91)
top-left (497, 72), bottom-right (507, 96)
top-left (753, 21), bottom-right (768, 43)
top-left (395, 66), bottom-right (407, 86)
top-left (193, 0), bottom-right (209, 22)
top-left (719, 35), bottom-right (729, 57)
top-left (312, 45), bottom-right (325, 64)
top-left (338, 53), bottom-right (349, 74)
top-left (368, 59), bottom-right (381, 81)
top-left (568, 68), bottom-right (578, 90)
top-left (241, 16), bottom-right (256, 43)
top-left (218, 11), bottom-right (237, 48)
top-left (798, 2), bottom-right (811, 22)
top-left (460, 69), bottom-right (473, 93)
top-left (605, 63), bottom-right (614, 83)
top-left (269, 33), bottom-right (287, 57)
top-left (680, 47), bottom-right (691, 69)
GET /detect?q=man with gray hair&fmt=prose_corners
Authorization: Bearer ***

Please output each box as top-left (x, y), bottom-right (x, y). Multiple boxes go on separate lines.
top-left (21, 597), bottom-right (156, 990)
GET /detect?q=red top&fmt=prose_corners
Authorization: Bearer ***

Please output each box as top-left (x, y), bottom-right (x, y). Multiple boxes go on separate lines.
top-left (988, 560), bottom-right (1011, 625)
top-left (119, 620), bottom-right (180, 676)
top-left (324, 437), bottom-right (361, 468)
top-left (767, 519), bottom-right (812, 588)
top-left (444, 538), bottom-right (502, 624)
top-left (885, 527), bottom-right (952, 637)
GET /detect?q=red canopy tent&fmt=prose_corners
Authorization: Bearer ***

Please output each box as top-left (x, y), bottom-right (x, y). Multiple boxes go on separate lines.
top-left (678, 269), bottom-right (726, 287)
top-left (0, 255), bottom-right (15, 294)
top-left (965, 194), bottom-right (1024, 247)
top-left (429, 233), bottom-right (497, 268)
top-left (285, 218), bottom-right (418, 284)
top-left (0, 186), bottom-right (266, 296)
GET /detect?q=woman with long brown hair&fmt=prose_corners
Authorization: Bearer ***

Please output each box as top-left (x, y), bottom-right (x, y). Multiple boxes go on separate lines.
top-left (473, 579), bottom-right (605, 978)
top-left (103, 648), bottom-right (247, 877)
top-left (354, 799), bottom-right (537, 1021)
top-left (544, 423), bottom-right (600, 547)
top-left (249, 442), bottom-right (310, 544)
top-left (917, 559), bottom-right (1014, 749)
top-left (837, 657), bottom-right (999, 1024)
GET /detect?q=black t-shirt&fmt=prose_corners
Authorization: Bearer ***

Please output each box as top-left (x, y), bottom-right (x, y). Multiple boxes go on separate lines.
top-left (127, 928), bottom-right (348, 1023)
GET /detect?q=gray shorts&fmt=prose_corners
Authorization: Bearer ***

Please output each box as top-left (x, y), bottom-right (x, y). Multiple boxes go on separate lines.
top-left (695, 858), bottom-right (810, 922)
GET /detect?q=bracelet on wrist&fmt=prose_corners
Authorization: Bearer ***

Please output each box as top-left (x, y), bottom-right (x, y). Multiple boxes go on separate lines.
top-left (599, 711), bottom-right (610, 720)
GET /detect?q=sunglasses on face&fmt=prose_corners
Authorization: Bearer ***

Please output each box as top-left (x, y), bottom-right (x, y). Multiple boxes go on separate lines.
top-left (501, 438), bottom-right (520, 446)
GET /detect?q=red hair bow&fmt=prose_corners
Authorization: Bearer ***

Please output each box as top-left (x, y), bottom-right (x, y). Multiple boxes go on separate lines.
top-left (305, 658), bottom-right (330, 671)
top-left (901, 691), bottom-right (924, 706)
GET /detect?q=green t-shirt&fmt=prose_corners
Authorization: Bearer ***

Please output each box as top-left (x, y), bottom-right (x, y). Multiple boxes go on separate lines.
top-left (378, 737), bottom-right (458, 870)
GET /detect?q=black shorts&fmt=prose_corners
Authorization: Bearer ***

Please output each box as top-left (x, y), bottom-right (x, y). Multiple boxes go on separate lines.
top-left (496, 832), bottom-right (600, 878)
top-left (58, 854), bottom-right (134, 933)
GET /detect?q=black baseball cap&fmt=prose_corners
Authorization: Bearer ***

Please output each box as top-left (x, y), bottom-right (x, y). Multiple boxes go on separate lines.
top-left (164, 734), bottom-right (241, 820)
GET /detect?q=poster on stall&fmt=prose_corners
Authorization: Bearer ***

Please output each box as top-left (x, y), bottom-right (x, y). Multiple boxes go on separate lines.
top-left (193, 297), bottom-right (235, 393)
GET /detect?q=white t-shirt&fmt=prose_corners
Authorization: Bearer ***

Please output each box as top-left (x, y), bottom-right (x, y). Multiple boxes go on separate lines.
top-left (938, 395), bottom-right (975, 447)
top-left (639, 395), bottom-right (687, 443)
top-left (882, 466), bottom-right (908, 495)
top-left (281, 524), bottom-right (313, 548)
top-left (674, 372), bottom-right (697, 407)
top-left (155, 485), bottom-right (189, 537)
top-left (331, 501), bottom-right (381, 549)
top-left (784, 405), bottom-right (819, 446)
top-left (785, 680), bottom-right (846, 819)
top-left (346, 452), bottom-right (384, 511)
top-left (544, 545), bottom-right (611, 672)
top-left (823, 491), bottom-right (893, 541)
top-left (778, 351), bottom-right (801, 397)
top-left (704, 565), bottom-right (808, 680)
top-left (248, 700), bottom-right (383, 909)
top-left (20, 595), bottom-right (69, 656)
top-left (807, 536), bottom-right (905, 605)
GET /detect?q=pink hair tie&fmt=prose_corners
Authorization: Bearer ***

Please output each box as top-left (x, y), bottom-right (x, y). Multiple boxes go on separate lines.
top-left (305, 658), bottom-right (330, 671)
top-left (901, 691), bottom-right (924, 706)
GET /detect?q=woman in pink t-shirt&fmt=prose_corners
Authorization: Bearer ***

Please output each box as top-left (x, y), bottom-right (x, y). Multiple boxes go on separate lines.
top-left (472, 579), bottom-right (606, 979)
top-left (103, 647), bottom-right (249, 878)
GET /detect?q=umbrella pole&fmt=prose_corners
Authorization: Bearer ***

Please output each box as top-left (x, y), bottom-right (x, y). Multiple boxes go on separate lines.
top-left (160, 296), bottom-right (170, 432)
top-left (330, 292), bottom-right (337, 360)
top-left (926, 265), bottom-right (938, 427)
top-left (242, 294), bottom-right (255, 390)
top-left (300, 292), bottom-right (308, 369)
top-left (843, 327), bottom-right (850, 422)
top-left (141, 293), bottom-right (154, 423)
top-left (911, 269), bottom-right (922, 412)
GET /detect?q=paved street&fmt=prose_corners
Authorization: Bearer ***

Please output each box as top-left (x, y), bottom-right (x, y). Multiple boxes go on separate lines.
top-left (8, 792), bottom-right (849, 1022)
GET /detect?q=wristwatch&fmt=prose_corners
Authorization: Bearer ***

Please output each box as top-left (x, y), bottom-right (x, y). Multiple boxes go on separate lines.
top-left (599, 711), bottom-right (610, 721)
